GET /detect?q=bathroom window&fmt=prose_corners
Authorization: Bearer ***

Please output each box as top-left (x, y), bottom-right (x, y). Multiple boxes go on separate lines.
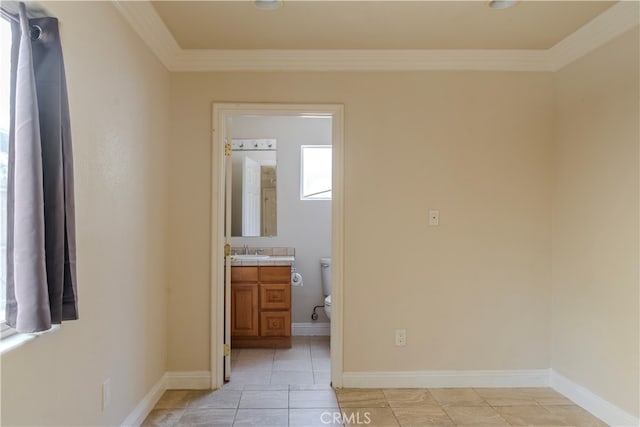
top-left (0, 15), bottom-right (11, 326)
top-left (300, 145), bottom-right (332, 200)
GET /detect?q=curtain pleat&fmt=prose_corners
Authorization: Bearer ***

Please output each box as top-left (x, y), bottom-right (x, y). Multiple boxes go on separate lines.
top-left (5, 3), bottom-right (78, 333)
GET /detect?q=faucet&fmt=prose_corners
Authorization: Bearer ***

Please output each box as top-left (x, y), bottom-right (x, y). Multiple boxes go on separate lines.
top-left (255, 248), bottom-right (264, 255)
top-left (243, 244), bottom-right (248, 255)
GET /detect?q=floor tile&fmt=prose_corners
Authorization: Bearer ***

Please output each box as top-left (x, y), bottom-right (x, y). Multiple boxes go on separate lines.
top-left (142, 408), bottom-right (185, 426)
top-left (444, 406), bottom-right (510, 426)
top-left (156, 391), bottom-right (205, 409)
top-left (473, 388), bottom-right (540, 406)
top-left (232, 358), bottom-right (274, 372)
top-left (517, 388), bottom-right (575, 406)
top-left (227, 371), bottom-right (271, 385)
top-left (313, 371), bottom-right (332, 385)
top-left (272, 358), bottom-right (313, 371)
top-left (238, 390), bottom-right (288, 409)
top-left (341, 408), bottom-right (399, 426)
top-left (392, 407), bottom-right (454, 426)
top-left (543, 405), bottom-right (609, 426)
top-left (290, 383), bottom-right (333, 391)
top-left (429, 388), bottom-right (487, 407)
top-left (241, 384), bottom-right (288, 391)
top-left (232, 409), bottom-right (288, 427)
top-left (179, 408), bottom-right (236, 426)
top-left (311, 357), bottom-right (331, 372)
top-left (495, 405), bottom-right (569, 426)
top-left (290, 390), bottom-right (339, 408)
top-left (236, 349), bottom-right (275, 361)
top-left (188, 390), bottom-right (241, 409)
top-left (269, 370), bottom-right (315, 385)
top-left (336, 389), bottom-right (388, 408)
top-left (274, 347), bottom-right (311, 361)
top-left (382, 389), bottom-right (438, 408)
top-left (289, 408), bottom-right (344, 426)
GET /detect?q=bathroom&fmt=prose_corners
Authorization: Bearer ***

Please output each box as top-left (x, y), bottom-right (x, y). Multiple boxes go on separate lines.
top-left (228, 114), bottom-right (333, 384)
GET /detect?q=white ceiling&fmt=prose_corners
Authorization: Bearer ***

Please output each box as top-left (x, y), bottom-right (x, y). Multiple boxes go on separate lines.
top-left (152, 1), bottom-right (615, 50)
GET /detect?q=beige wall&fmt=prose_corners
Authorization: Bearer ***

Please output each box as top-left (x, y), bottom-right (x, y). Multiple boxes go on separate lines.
top-left (0, 2), bottom-right (170, 425)
top-left (167, 71), bottom-right (554, 372)
top-left (552, 28), bottom-right (640, 417)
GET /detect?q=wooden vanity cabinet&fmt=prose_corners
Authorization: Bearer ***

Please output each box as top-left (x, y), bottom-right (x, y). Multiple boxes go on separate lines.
top-left (231, 266), bottom-right (291, 348)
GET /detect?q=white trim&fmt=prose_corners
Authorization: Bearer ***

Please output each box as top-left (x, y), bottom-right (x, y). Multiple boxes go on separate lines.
top-left (165, 371), bottom-right (212, 390)
top-left (0, 325), bottom-right (60, 356)
top-left (550, 370), bottom-right (639, 427)
top-left (211, 103), bottom-right (344, 390)
top-left (121, 373), bottom-right (166, 427)
top-left (292, 323), bottom-right (330, 336)
top-left (172, 49), bottom-right (552, 72)
top-left (548, 1), bottom-right (640, 71)
top-left (110, 0), bottom-right (180, 70)
top-left (341, 369), bottom-right (551, 389)
top-left (113, 1), bottom-right (638, 72)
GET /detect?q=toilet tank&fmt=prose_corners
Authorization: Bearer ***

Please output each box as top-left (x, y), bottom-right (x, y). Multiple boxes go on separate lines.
top-left (320, 257), bottom-right (331, 297)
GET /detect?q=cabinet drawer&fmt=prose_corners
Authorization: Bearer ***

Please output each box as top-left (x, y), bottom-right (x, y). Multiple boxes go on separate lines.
top-left (260, 311), bottom-right (291, 337)
top-left (259, 266), bottom-right (291, 283)
top-left (260, 284), bottom-right (291, 310)
top-left (231, 266), bottom-right (258, 283)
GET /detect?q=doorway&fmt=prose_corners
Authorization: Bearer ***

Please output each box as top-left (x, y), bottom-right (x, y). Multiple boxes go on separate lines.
top-left (210, 103), bottom-right (344, 390)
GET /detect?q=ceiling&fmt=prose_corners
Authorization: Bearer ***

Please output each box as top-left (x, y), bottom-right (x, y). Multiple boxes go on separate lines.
top-left (152, 1), bottom-right (615, 51)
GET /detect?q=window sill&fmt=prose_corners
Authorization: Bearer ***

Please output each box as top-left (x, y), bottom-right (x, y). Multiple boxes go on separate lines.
top-left (0, 325), bottom-right (60, 355)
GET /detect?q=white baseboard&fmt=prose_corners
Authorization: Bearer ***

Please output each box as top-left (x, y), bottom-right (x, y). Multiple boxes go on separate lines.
top-left (165, 371), bottom-right (212, 390)
top-left (121, 373), bottom-right (167, 427)
top-left (342, 369), bottom-right (550, 389)
top-left (550, 370), bottom-right (639, 427)
top-left (292, 322), bottom-right (330, 336)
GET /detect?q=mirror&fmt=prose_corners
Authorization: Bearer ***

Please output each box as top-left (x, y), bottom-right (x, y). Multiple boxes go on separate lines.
top-left (231, 139), bottom-right (277, 237)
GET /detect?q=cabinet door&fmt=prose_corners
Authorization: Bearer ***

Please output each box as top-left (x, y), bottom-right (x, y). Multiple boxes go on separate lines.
top-left (260, 311), bottom-right (291, 337)
top-left (259, 266), bottom-right (291, 283)
top-left (260, 284), bottom-right (291, 310)
top-left (231, 284), bottom-right (259, 337)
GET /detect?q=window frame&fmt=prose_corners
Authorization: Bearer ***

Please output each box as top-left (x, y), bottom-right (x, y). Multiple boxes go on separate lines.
top-left (300, 144), bottom-right (332, 201)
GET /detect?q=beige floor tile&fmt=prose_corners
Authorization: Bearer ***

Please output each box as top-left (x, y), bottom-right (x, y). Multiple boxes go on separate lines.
top-left (274, 347), bottom-right (312, 361)
top-left (517, 388), bottom-right (575, 406)
top-left (289, 408), bottom-right (344, 426)
top-left (473, 388), bottom-right (540, 406)
top-left (238, 390), bottom-right (288, 409)
top-left (336, 389), bottom-right (389, 408)
top-left (342, 408), bottom-right (399, 426)
top-left (188, 390), bottom-right (241, 409)
top-left (495, 405), bottom-right (569, 426)
top-left (227, 371), bottom-right (271, 385)
top-left (392, 407), bottom-right (454, 426)
top-left (179, 408), bottom-right (236, 426)
top-left (232, 358), bottom-right (274, 372)
top-left (382, 389), bottom-right (438, 408)
top-left (290, 390), bottom-right (339, 408)
top-left (444, 406), bottom-right (510, 426)
top-left (236, 349), bottom-right (275, 361)
top-left (270, 370), bottom-right (315, 385)
top-left (142, 408), bottom-right (185, 426)
top-left (156, 391), bottom-right (206, 409)
top-left (232, 409), bottom-right (288, 427)
top-left (543, 405), bottom-right (609, 426)
top-left (429, 388), bottom-right (488, 407)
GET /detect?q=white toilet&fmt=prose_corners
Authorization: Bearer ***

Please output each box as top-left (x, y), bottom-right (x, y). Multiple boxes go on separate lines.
top-left (320, 257), bottom-right (332, 319)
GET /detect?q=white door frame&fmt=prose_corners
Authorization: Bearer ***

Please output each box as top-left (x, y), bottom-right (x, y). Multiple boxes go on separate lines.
top-left (210, 103), bottom-right (345, 389)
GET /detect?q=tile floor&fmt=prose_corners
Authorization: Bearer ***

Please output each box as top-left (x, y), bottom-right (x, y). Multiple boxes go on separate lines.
top-left (143, 337), bottom-right (608, 426)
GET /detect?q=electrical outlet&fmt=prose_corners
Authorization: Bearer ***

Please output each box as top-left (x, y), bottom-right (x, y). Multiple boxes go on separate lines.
top-left (395, 329), bottom-right (407, 346)
top-left (428, 209), bottom-right (439, 226)
top-left (102, 378), bottom-right (111, 411)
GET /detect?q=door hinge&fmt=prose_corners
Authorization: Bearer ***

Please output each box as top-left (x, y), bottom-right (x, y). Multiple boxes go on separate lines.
top-left (224, 344), bottom-right (230, 357)
top-left (224, 243), bottom-right (231, 257)
top-left (224, 143), bottom-right (231, 157)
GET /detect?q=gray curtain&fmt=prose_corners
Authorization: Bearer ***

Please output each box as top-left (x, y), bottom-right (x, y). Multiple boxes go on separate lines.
top-left (5, 3), bottom-right (78, 333)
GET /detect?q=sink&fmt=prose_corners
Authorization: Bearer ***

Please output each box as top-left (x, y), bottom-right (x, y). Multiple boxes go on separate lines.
top-left (232, 254), bottom-right (271, 260)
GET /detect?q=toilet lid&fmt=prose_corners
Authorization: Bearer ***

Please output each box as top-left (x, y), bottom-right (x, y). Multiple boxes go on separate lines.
top-left (324, 295), bottom-right (332, 306)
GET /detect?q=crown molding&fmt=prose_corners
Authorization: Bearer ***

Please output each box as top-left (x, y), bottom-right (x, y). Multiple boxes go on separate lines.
top-left (548, 1), bottom-right (640, 71)
top-left (111, 0), bottom-right (180, 70)
top-left (172, 49), bottom-right (552, 72)
top-left (112, 0), bottom-right (639, 72)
